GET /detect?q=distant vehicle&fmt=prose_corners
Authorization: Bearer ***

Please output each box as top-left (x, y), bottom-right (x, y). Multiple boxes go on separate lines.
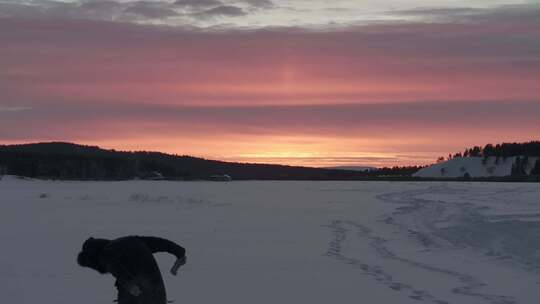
top-left (143, 171), bottom-right (165, 180)
top-left (209, 174), bottom-right (232, 181)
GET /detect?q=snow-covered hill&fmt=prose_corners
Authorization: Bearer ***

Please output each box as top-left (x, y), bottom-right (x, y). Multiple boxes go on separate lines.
top-left (413, 156), bottom-right (538, 178)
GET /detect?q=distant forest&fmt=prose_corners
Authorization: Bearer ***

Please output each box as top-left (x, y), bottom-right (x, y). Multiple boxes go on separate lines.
top-left (0, 142), bottom-right (422, 180)
top-left (441, 141), bottom-right (540, 176)
top-left (452, 141), bottom-right (540, 158)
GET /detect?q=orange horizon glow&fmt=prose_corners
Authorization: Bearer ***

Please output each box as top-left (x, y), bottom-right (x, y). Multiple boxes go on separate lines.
top-left (3, 126), bottom-right (538, 168)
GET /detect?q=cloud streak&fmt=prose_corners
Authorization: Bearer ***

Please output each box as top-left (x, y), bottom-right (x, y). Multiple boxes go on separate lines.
top-left (0, 0), bottom-right (274, 25)
top-left (0, 106), bottom-right (31, 112)
top-left (195, 5), bottom-right (247, 18)
top-left (390, 3), bottom-right (540, 23)
top-left (0, 1), bottom-right (532, 28)
top-left (174, 0), bottom-right (224, 8)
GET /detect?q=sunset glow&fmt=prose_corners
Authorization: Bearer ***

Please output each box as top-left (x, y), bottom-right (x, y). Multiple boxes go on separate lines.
top-left (1, 1), bottom-right (539, 167)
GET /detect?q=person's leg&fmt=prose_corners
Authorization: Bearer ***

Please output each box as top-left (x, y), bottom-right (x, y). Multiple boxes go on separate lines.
top-left (116, 280), bottom-right (140, 304)
top-left (136, 276), bottom-right (167, 304)
top-left (118, 276), bottom-right (166, 304)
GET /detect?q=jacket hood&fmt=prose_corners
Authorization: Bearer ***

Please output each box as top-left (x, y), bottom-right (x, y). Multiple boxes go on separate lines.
top-left (77, 237), bottom-right (110, 274)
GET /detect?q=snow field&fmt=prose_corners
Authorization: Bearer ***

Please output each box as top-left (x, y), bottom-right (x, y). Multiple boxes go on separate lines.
top-left (1, 177), bottom-right (539, 304)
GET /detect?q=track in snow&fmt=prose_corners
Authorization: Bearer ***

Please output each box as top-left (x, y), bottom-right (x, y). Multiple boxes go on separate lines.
top-left (322, 185), bottom-right (539, 304)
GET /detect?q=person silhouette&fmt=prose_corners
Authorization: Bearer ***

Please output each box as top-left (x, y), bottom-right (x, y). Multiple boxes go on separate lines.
top-left (77, 236), bottom-right (186, 304)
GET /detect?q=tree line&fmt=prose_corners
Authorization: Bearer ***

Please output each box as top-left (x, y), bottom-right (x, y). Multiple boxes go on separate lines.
top-left (0, 142), bottom-right (422, 180)
top-left (450, 141), bottom-right (540, 158)
top-left (437, 141), bottom-right (540, 176)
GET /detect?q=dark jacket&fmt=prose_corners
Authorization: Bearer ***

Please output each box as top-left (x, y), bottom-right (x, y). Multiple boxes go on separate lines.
top-left (78, 236), bottom-right (186, 304)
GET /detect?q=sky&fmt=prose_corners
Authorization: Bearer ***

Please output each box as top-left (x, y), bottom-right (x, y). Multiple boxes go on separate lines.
top-left (1, 0), bottom-right (539, 167)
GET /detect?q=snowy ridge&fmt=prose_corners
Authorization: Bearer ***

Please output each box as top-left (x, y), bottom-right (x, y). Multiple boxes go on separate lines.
top-left (413, 156), bottom-right (538, 178)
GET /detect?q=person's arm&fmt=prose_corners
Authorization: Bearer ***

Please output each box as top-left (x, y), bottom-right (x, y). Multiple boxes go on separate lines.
top-left (139, 236), bottom-right (186, 258)
top-left (139, 236), bottom-right (187, 275)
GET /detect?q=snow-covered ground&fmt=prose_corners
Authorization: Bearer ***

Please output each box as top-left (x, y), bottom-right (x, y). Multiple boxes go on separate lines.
top-left (414, 156), bottom-right (538, 178)
top-left (1, 176), bottom-right (540, 304)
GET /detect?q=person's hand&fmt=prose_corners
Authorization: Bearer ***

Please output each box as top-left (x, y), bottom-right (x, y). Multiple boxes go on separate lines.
top-left (170, 256), bottom-right (187, 275)
top-left (128, 285), bottom-right (141, 297)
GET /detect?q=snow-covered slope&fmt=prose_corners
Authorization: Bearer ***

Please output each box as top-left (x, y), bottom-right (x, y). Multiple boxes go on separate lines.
top-left (413, 156), bottom-right (538, 178)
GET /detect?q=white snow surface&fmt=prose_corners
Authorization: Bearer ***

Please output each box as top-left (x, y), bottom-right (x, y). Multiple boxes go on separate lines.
top-left (413, 156), bottom-right (539, 178)
top-left (1, 177), bottom-right (540, 304)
